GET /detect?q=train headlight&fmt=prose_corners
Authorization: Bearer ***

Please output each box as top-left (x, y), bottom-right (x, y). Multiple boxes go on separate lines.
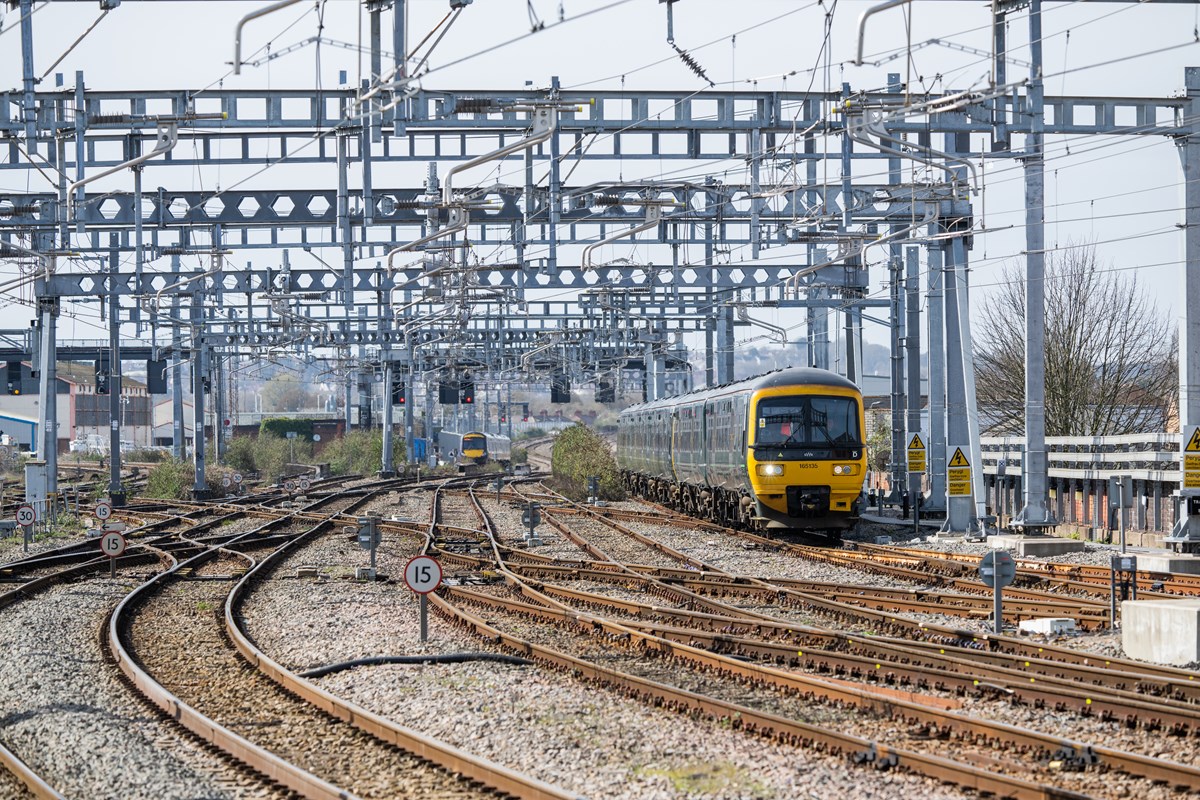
top-left (832, 464), bottom-right (859, 476)
top-left (756, 463), bottom-right (784, 477)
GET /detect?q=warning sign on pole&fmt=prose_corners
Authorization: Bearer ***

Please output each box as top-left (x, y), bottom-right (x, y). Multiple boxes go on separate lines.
top-left (1183, 426), bottom-right (1200, 492)
top-left (906, 433), bottom-right (926, 474)
top-left (947, 446), bottom-right (972, 497)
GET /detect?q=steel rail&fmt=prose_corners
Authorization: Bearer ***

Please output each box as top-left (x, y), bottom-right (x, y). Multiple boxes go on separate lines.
top-left (470, 580), bottom-right (1200, 734)
top-left (445, 582), bottom-right (1200, 793)
top-left (432, 588), bottom-right (1088, 800)
top-left (615, 498), bottom-right (1200, 684)
top-left (0, 739), bottom-right (66, 800)
top-left (226, 513), bottom-right (583, 800)
top-left (446, 489), bottom-right (1108, 800)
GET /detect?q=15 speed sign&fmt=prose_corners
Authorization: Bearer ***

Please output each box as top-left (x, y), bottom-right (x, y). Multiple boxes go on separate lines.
top-left (403, 555), bottom-right (443, 594)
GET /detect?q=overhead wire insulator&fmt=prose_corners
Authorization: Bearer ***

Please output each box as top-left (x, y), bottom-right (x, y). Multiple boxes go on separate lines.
top-left (670, 42), bottom-right (715, 88)
top-left (454, 98), bottom-right (496, 114)
top-left (593, 194), bottom-right (622, 207)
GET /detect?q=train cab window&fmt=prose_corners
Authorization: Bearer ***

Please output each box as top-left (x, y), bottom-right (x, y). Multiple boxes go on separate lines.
top-left (755, 396), bottom-right (860, 449)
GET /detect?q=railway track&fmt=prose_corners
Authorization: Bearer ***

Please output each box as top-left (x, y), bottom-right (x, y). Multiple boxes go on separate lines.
top-left (418, 478), bottom-right (1200, 798)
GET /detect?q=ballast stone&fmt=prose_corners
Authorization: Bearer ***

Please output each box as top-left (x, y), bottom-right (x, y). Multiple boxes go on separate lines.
top-left (1122, 598), bottom-right (1200, 666)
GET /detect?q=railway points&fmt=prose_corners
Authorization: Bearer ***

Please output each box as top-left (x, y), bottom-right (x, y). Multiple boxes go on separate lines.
top-left (3, 0), bottom-right (1200, 797)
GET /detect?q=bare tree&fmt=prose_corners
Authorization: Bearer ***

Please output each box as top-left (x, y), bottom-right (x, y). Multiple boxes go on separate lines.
top-left (973, 246), bottom-right (1177, 436)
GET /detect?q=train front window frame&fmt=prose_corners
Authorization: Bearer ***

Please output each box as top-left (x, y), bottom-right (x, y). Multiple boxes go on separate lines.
top-left (753, 395), bottom-right (861, 451)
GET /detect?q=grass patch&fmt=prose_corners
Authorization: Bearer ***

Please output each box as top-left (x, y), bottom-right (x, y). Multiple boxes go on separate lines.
top-left (637, 761), bottom-right (769, 797)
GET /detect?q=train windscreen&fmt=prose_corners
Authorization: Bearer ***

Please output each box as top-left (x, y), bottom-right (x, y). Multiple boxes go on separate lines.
top-left (754, 396), bottom-right (860, 449)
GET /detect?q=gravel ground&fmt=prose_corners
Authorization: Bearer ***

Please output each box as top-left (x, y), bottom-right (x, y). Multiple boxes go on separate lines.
top-left (240, 527), bottom-right (974, 799)
top-left (133, 563), bottom-right (489, 799)
top-left (0, 578), bottom-right (280, 800)
top-left (451, 586), bottom-right (1194, 798)
top-left (592, 499), bottom-right (1161, 659)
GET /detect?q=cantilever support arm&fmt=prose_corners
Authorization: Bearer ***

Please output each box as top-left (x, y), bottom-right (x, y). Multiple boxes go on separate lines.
top-left (783, 203), bottom-right (939, 296)
top-left (582, 205), bottom-right (664, 273)
top-left (856, 0), bottom-right (912, 66)
top-left (67, 122), bottom-right (178, 221)
top-left (850, 110), bottom-right (978, 195)
top-left (735, 306), bottom-right (788, 345)
top-left (232, 0), bottom-right (304, 75)
top-left (385, 208), bottom-right (470, 271)
top-left (442, 106), bottom-right (558, 206)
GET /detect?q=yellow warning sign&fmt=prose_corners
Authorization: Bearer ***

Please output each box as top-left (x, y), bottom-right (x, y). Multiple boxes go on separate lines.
top-left (1186, 427), bottom-right (1200, 491)
top-left (947, 446), bottom-right (971, 496)
top-left (908, 434), bottom-right (925, 451)
top-left (948, 447), bottom-right (970, 468)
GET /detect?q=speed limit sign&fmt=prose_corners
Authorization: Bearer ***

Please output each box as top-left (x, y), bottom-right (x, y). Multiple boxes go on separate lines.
top-left (299, 477), bottom-right (311, 491)
top-left (403, 555), bottom-right (443, 594)
top-left (99, 531), bottom-right (126, 557)
top-left (95, 501), bottom-right (112, 521)
top-left (222, 476), bottom-right (232, 489)
top-left (15, 505), bottom-right (36, 527)
top-left (233, 473), bottom-right (243, 484)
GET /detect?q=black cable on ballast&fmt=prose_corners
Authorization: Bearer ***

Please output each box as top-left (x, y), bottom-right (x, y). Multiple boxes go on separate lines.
top-left (299, 652), bottom-right (533, 679)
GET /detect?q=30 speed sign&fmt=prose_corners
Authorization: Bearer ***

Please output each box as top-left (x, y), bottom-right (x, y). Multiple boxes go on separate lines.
top-left (403, 555), bottom-right (443, 594)
top-left (15, 505), bottom-right (36, 527)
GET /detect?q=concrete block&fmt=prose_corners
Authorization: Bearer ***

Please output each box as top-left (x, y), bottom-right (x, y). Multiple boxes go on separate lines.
top-left (1132, 555), bottom-right (1200, 576)
top-left (1122, 599), bottom-right (1200, 666)
top-left (1019, 617), bottom-right (1077, 635)
top-left (990, 535), bottom-right (1086, 557)
top-left (873, 536), bottom-right (892, 545)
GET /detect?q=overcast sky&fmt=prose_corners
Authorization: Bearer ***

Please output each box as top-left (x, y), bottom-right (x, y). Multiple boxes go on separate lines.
top-left (0, 0), bottom-right (1196, 366)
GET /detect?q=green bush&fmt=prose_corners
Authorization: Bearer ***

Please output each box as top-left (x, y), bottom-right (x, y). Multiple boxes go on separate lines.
top-left (143, 459), bottom-right (234, 499)
top-left (320, 430), bottom-right (403, 476)
top-left (223, 436), bottom-right (258, 474)
top-left (259, 418), bottom-right (314, 439)
top-left (511, 446), bottom-right (528, 464)
top-left (144, 459), bottom-right (193, 500)
top-left (517, 428), bottom-right (547, 441)
top-left (549, 423), bottom-right (625, 501)
top-left (223, 433), bottom-right (311, 481)
top-left (124, 447), bottom-right (169, 463)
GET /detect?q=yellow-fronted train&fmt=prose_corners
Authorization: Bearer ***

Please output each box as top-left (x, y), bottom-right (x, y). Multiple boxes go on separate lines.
top-left (617, 367), bottom-right (866, 538)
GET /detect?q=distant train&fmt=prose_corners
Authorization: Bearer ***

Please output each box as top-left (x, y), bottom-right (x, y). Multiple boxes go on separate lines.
top-left (616, 367), bottom-right (866, 537)
top-left (438, 429), bottom-right (512, 470)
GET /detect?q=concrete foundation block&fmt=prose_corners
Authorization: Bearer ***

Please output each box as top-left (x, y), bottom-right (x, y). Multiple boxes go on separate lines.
top-left (1122, 599), bottom-right (1200, 666)
top-left (1018, 617), bottom-right (1077, 635)
top-left (990, 535), bottom-right (1086, 557)
top-left (1133, 555), bottom-right (1200, 576)
top-left (873, 536), bottom-right (892, 545)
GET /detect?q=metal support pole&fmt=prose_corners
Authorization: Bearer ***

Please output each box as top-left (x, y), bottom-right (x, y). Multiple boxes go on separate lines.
top-left (419, 593), bottom-right (428, 642)
top-left (925, 244), bottom-right (947, 512)
top-left (717, 306), bottom-right (735, 384)
top-left (190, 282), bottom-right (208, 498)
top-left (19, 0), bottom-right (37, 155)
top-left (381, 361), bottom-right (395, 476)
top-left (889, 253), bottom-right (905, 501)
top-left (36, 292), bottom-right (58, 495)
top-left (940, 242), bottom-right (978, 535)
top-left (993, 584), bottom-right (1003, 635)
top-left (952, 234), bottom-right (988, 526)
top-left (170, 253), bottom-right (185, 460)
top-left (906, 246), bottom-right (923, 518)
top-left (132, 165), bottom-right (144, 333)
top-left (1012, 0), bottom-right (1055, 533)
top-left (212, 352), bottom-right (225, 464)
top-left (404, 350), bottom-right (415, 465)
top-left (1119, 476), bottom-right (1127, 554)
top-left (547, 75), bottom-right (562, 271)
top-left (1168, 66), bottom-right (1200, 552)
top-left (108, 234), bottom-right (124, 505)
